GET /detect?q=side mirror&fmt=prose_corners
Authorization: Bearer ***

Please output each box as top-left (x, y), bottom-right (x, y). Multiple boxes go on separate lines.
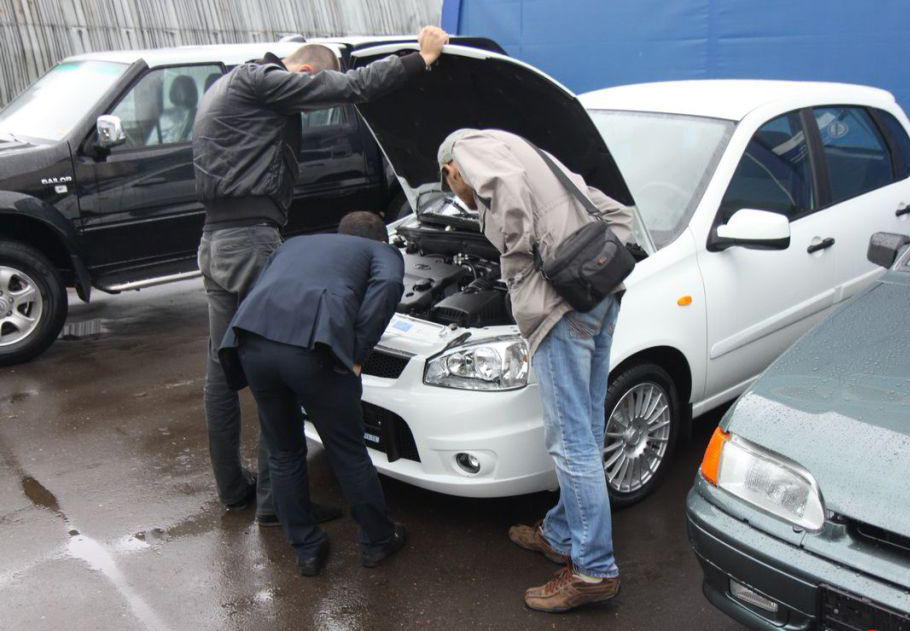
top-left (96, 115), bottom-right (126, 149)
top-left (867, 231), bottom-right (910, 268)
top-left (709, 208), bottom-right (791, 252)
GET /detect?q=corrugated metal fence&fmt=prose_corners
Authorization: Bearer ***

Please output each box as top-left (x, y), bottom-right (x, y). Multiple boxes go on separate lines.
top-left (0, 0), bottom-right (441, 105)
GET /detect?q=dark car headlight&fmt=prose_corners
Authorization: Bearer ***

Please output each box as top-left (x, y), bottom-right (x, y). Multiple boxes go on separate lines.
top-left (701, 429), bottom-right (826, 532)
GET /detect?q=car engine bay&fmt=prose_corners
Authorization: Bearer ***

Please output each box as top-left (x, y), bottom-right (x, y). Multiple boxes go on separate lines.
top-left (391, 192), bottom-right (649, 329)
top-left (391, 194), bottom-right (514, 328)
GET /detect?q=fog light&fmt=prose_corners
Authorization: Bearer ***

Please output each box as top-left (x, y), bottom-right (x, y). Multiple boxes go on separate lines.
top-left (455, 453), bottom-right (481, 474)
top-left (730, 579), bottom-right (779, 613)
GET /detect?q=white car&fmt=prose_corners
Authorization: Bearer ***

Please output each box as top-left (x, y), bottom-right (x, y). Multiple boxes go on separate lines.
top-left (305, 43), bottom-right (910, 505)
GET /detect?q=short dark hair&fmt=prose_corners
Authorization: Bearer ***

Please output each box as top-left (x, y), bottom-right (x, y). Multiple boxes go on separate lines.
top-left (338, 211), bottom-right (388, 243)
top-left (284, 44), bottom-right (339, 72)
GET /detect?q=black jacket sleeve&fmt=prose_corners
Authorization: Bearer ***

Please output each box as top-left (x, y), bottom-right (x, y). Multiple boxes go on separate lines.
top-left (352, 246), bottom-right (405, 365)
top-left (255, 52), bottom-right (425, 115)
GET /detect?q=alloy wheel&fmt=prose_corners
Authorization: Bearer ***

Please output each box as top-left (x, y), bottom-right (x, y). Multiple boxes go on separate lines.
top-left (603, 382), bottom-right (672, 494)
top-left (0, 265), bottom-right (44, 347)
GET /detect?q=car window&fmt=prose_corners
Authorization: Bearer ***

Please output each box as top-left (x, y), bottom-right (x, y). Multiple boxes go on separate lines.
top-left (813, 106), bottom-right (893, 204)
top-left (719, 111), bottom-right (815, 223)
top-left (871, 109), bottom-right (910, 180)
top-left (301, 106), bottom-right (347, 131)
top-left (111, 64), bottom-right (222, 149)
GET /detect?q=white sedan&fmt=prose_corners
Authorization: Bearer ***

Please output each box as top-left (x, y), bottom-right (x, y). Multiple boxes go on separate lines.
top-left (305, 43), bottom-right (910, 505)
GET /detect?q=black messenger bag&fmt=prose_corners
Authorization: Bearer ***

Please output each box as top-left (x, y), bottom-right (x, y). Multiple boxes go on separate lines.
top-left (530, 145), bottom-right (636, 312)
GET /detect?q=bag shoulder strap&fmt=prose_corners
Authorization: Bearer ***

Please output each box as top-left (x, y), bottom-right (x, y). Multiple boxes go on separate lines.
top-left (529, 143), bottom-right (606, 220)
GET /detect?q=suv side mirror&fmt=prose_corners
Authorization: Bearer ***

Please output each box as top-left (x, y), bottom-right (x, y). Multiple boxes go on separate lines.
top-left (867, 231), bottom-right (910, 268)
top-left (96, 115), bottom-right (126, 149)
top-left (708, 208), bottom-right (791, 252)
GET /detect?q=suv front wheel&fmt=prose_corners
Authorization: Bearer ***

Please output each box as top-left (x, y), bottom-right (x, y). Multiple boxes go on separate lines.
top-left (602, 362), bottom-right (680, 507)
top-left (0, 240), bottom-right (68, 366)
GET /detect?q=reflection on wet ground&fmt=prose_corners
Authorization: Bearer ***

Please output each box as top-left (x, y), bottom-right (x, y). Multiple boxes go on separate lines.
top-left (0, 281), bottom-right (744, 630)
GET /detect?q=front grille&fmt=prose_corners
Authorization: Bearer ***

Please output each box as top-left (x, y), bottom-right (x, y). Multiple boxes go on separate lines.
top-left (820, 586), bottom-right (910, 631)
top-left (850, 520), bottom-right (910, 556)
top-left (362, 349), bottom-right (411, 379)
top-left (362, 402), bottom-right (420, 463)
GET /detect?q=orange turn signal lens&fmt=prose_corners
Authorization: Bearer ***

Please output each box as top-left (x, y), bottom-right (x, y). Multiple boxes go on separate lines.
top-left (677, 295), bottom-right (693, 307)
top-left (700, 427), bottom-right (730, 486)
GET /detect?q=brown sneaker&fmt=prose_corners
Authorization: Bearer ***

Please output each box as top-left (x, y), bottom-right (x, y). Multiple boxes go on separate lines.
top-left (508, 520), bottom-right (570, 565)
top-left (524, 566), bottom-right (621, 613)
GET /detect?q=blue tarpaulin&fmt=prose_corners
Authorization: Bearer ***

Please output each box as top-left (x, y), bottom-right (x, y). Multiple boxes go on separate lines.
top-left (443, 0), bottom-right (910, 112)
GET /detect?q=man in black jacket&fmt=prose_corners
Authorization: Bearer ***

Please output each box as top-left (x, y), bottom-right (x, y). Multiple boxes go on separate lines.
top-left (219, 212), bottom-right (406, 576)
top-left (193, 27), bottom-right (447, 524)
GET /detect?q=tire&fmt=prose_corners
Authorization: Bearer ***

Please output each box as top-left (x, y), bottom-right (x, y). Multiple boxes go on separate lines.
top-left (602, 362), bottom-right (681, 508)
top-left (0, 240), bottom-right (68, 366)
top-left (385, 190), bottom-right (412, 221)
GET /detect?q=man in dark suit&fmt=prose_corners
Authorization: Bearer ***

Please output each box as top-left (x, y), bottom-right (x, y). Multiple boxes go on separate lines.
top-left (220, 211), bottom-right (406, 576)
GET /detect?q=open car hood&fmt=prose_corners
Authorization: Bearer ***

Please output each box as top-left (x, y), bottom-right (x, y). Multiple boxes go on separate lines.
top-left (351, 44), bottom-right (634, 210)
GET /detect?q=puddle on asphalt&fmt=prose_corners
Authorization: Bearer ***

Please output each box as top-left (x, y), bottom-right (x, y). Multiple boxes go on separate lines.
top-left (17, 471), bottom-right (172, 631)
top-left (59, 318), bottom-right (107, 340)
top-left (21, 475), bottom-right (63, 516)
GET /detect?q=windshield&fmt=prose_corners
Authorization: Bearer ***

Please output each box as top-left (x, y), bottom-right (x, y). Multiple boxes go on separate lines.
top-left (0, 60), bottom-right (127, 143)
top-left (588, 110), bottom-right (734, 248)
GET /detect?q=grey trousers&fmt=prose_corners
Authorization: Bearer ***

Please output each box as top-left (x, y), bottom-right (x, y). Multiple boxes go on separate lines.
top-left (197, 224), bottom-right (281, 515)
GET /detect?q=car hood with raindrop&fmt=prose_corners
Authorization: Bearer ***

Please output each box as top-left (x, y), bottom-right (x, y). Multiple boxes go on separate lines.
top-left (723, 273), bottom-right (910, 535)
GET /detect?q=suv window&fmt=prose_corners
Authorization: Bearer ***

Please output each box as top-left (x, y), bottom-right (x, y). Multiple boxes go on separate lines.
top-left (111, 64), bottom-right (222, 149)
top-left (301, 106), bottom-right (347, 130)
top-left (719, 111), bottom-right (815, 223)
top-left (813, 106), bottom-right (893, 204)
top-left (872, 109), bottom-right (910, 180)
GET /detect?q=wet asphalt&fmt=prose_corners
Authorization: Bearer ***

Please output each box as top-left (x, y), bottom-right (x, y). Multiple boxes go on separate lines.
top-left (0, 280), bottom-right (745, 631)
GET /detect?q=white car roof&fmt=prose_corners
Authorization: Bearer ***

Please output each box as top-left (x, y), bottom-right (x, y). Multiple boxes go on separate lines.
top-left (62, 36), bottom-right (412, 68)
top-left (580, 80), bottom-right (896, 121)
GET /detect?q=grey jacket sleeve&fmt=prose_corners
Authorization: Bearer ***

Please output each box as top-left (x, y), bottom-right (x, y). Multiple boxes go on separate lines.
top-left (352, 246), bottom-right (405, 365)
top-left (256, 52), bottom-right (425, 115)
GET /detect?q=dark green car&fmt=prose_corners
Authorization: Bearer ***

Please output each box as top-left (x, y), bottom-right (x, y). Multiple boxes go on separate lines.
top-left (687, 232), bottom-right (910, 630)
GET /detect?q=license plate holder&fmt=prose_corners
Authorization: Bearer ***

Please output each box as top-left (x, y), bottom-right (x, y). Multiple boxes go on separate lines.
top-left (819, 585), bottom-right (910, 631)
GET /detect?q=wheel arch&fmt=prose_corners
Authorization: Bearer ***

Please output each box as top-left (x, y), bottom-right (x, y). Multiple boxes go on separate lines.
top-left (0, 192), bottom-right (91, 302)
top-left (610, 345), bottom-right (694, 440)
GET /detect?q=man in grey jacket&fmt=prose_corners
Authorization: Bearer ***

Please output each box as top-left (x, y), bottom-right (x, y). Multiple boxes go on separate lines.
top-left (193, 27), bottom-right (448, 525)
top-left (438, 129), bottom-right (633, 613)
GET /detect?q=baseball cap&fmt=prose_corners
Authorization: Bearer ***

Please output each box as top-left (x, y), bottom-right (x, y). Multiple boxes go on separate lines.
top-left (437, 128), bottom-right (478, 191)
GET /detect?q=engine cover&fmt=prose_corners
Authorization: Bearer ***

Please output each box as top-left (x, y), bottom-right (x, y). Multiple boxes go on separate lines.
top-left (397, 253), bottom-right (465, 313)
top-left (430, 286), bottom-right (509, 328)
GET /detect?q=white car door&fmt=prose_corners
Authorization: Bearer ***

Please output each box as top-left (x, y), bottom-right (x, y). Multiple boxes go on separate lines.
top-left (809, 105), bottom-right (910, 303)
top-left (697, 110), bottom-right (839, 404)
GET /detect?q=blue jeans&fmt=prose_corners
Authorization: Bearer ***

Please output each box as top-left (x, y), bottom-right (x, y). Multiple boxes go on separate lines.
top-left (532, 295), bottom-right (621, 579)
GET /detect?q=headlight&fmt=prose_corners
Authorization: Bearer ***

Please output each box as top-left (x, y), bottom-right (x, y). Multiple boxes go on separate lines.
top-left (424, 337), bottom-right (529, 391)
top-left (701, 429), bottom-right (825, 531)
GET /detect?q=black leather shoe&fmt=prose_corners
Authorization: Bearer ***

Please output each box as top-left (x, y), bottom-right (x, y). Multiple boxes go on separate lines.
top-left (255, 513), bottom-right (281, 527)
top-left (298, 540), bottom-right (330, 577)
top-left (310, 502), bottom-right (343, 524)
top-left (256, 502), bottom-right (342, 527)
top-left (362, 524), bottom-right (407, 568)
top-left (225, 479), bottom-right (256, 512)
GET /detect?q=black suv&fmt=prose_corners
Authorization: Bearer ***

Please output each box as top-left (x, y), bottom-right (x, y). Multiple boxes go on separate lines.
top-left (0, 38), bottom-right (412, 366)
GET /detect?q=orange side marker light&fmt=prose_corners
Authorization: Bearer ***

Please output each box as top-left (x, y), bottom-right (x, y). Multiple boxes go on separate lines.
top-left (700, 427), bottom-right (730, 486)
top-left (678, 295), bottom-right (693, 307)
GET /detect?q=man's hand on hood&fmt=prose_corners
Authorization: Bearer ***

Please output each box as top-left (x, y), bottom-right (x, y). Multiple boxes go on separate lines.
top-left (418, 26), bottom-right (449, 66)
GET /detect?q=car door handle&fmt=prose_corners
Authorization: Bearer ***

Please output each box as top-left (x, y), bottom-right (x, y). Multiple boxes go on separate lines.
top-left (807, 237), bottom-right (835, 254)
top-left (896, 206), bottom-right (910, 217)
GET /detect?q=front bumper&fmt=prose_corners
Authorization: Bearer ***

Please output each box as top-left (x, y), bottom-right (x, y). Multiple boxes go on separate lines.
top-left (686, 480), bottom-right (910, 630)
top-left (304, 363), bottom-right (556, 498)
